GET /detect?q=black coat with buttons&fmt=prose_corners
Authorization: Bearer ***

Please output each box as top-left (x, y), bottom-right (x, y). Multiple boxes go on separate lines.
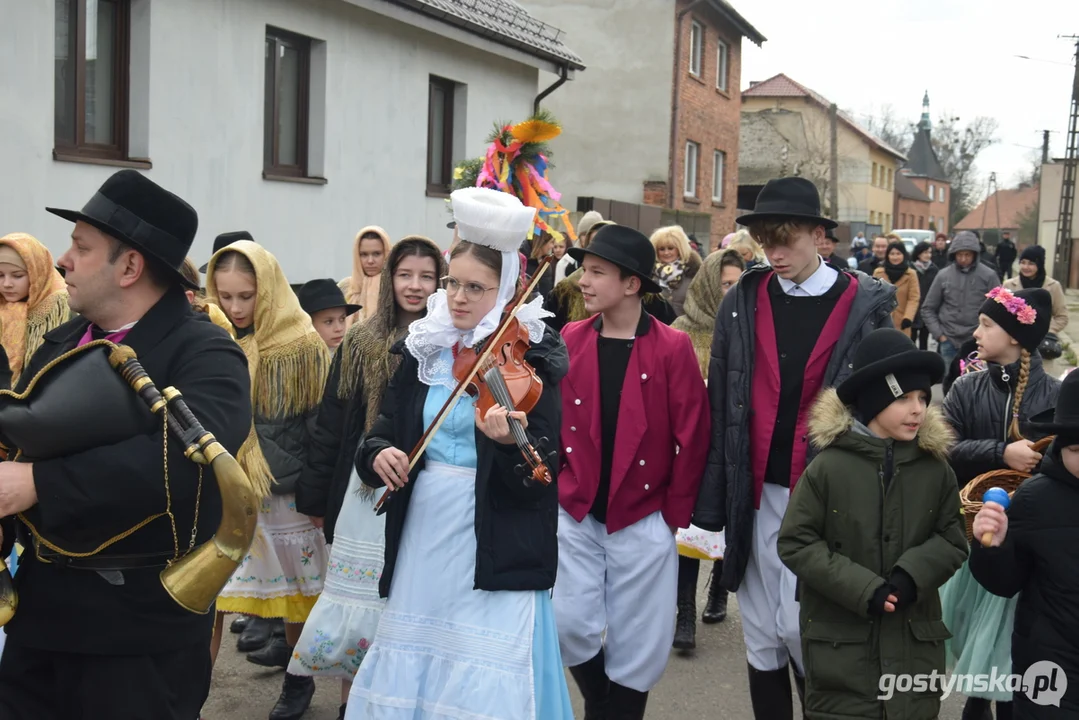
top-left (692, 265), bottom-right (898, 592)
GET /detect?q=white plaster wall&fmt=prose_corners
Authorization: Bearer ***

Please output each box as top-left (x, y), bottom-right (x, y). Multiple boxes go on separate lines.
top-left (526, 0), bottom-right (673, 210)
top-left (0, 0), bottom-right (539, 282)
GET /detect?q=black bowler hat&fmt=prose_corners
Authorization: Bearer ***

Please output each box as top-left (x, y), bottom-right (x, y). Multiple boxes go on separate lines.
top-left (199, 231), bottom-right (254, 273)
top-left (567, 224), bottom-right (662, 294)
top-left (297, 278), bottom-right (361, 317)
top-left (837, 328), bottom-right (945, 422)
top-left (736, 177), bottom-right (838, 229)
top-left (978, 287), bottom-right (1052, 353)
top-left (46, 169), bottom-right (200, 289)
top-left (1031, 369), bottom-right (1079, 434)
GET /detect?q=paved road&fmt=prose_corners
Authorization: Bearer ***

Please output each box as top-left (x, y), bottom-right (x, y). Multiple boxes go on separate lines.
top-left (205, 565), bottom-right (971, 719)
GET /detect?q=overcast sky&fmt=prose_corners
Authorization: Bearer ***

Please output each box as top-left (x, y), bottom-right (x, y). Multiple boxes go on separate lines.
top-left (739, 0), bottom-right (1079, 196)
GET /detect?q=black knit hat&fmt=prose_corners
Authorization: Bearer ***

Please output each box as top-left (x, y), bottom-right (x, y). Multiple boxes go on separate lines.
top-left (837, 328), bottom-right (945, 423)
top-left (978, 287), bottom-right (1052, 352)
top-left (1019, 244), bottom-right (1046, 268)
top-left (46, 169), bottom-right (200, 289)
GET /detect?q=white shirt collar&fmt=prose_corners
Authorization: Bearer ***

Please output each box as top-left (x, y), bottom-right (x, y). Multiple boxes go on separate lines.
top-left (776, 256), bottom-right (839, 297)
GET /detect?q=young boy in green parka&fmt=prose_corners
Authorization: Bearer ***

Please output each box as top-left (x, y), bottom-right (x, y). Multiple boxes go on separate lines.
top-left (778, 328), bottom-right (969, 719)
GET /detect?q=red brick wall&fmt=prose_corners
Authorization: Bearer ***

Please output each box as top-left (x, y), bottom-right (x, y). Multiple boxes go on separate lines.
top-left (673, 0), bottom-right (744, 248)
top-left (643, 181), bottom-right (668, 207)
top-left (908, 178), bottom-right (951, 233)
top-left (896, 197), bottom-right (932, 230)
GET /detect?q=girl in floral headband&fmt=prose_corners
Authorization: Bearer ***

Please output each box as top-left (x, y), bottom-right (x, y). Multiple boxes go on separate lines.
top-left (939, 286), bottom-right (1059, 720)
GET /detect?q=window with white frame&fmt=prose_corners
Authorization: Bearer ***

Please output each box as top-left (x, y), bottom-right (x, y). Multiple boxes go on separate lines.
top-left (685, 141), bottom-right (699, 198)
top-left (716, 40), bottom-right (728, 92)
top-left (939, 186), bottom-right (946, 202)
top-left (712, 150), bottom-right (726, 202)
top-left (689, 21), bottom-right (703, 77)
top-left (929, 183), bottom-right (935, 199)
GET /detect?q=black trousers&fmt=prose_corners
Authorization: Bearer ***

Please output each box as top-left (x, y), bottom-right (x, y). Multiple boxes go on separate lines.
top-left (0, 635), bottom-right (211, 720)
top-left (913, 325), bottom-right (930, 351)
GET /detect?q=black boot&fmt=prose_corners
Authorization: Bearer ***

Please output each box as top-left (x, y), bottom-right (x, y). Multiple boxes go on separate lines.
top-left (268, 673), bottom-right (315, 720)
top-left (237, 616), bottom-right (274, 652)
top-left (230, 614), bottom-right (251, 634)
top-left (608, 682), bottom-right (648, 720)
top-left (247, 635), bottom-right (293, 669)
top-left (567, 650), bottom-right (609, 720)
top-left (673, 556), bottom-right (698, 650)
top-left (701, 562), bottom-right (728, 624)
top-left (747, 663), bottom-right (793, 720)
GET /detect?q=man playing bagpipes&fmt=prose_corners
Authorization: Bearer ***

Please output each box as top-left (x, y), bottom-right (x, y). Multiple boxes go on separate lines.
top-left (0, 170), bottom-right (253, 720)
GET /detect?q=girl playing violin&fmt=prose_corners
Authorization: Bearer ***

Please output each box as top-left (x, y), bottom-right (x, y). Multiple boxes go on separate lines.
top-left (345, 188), bottom-right (574, 719)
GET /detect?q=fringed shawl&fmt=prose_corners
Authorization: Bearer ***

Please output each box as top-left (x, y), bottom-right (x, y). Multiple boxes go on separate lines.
top-left (207, 240), bottom-right (331, 496)
top-left (341, 226), bottom-right (392, 327)
top-left (0, 233), bottom-right (69, 385)
top-left (671, 251), bottom-right (728, 378)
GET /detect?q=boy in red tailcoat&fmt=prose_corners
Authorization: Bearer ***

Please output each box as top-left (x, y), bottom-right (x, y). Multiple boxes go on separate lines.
top-left (553, 224), bottom-right (710, 719)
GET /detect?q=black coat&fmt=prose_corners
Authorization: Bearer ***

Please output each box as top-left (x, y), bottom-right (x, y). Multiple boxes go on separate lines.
top-left (969, 444), bottom-right (1079, 718)
top-left (357, 327), bottom-right (569, 597)
top-left (931, 247), bottom-right (949, 269)
top-left (995, 239), bottom-right (1017, 269)
top-left (912, 263), bottom-right (939, 329)
top-left (1, 288), bottom-right (251, 654)
top-left (294, 348), bottom-right (362, 543)
top-left (858, 255), bottom-right (883, 275)
top-left (941, 354), bottom-right (1060, 486)
top-left (692, 266), bottom-right (897, 591)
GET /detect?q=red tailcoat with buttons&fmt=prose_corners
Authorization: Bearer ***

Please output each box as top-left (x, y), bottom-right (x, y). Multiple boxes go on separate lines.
top-left (559, 314), bottom-right (711, 533)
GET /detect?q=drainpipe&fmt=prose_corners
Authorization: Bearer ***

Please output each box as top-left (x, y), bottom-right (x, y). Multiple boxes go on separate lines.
top-left (535, 65), bottom-right (569, 114)
top-left (669, 0), bottom-right (705, 209)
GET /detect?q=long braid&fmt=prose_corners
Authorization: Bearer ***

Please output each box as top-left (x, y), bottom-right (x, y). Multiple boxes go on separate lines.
top-left (1009, 349), bottom-right (1031, 442)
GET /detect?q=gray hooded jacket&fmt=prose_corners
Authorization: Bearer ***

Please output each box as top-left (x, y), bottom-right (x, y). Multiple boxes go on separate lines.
top-left (920, 232), bottom-right (1000, 346)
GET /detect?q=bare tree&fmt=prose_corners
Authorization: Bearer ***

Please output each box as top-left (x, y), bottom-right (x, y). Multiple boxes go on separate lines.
top-left (931, 113), bottom-right (1000, 225)
top-left (858, 104), bottom-right (915, 156)
top-left (1010, 147), bottom-right (1043, 188)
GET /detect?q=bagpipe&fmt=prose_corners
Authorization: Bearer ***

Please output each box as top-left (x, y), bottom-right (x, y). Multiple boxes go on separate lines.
top-left (0, 340), bottom-right (258, 626)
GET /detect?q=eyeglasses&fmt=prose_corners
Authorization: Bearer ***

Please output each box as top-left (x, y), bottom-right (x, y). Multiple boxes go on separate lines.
top-left (441, 276), bottom-right (499, 303)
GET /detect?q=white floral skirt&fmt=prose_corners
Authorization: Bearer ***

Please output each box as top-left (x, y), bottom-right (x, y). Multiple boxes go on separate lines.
top-left (677, 524), bottom-right (725, 560)
top-left (288, 470), bottom-right (386, 679)
top-left (217, 493), bottom-right (328, 623)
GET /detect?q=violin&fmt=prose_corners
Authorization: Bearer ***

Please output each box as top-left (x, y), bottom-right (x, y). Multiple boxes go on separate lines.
top-left (452, 314), bottom-right (552, 486)
top-left (373, 250), bottom-right (556, 515)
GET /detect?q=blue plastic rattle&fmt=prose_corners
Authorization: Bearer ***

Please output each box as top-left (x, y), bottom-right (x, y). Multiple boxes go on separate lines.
top-left (980, 487), bottom-right (1011, 547)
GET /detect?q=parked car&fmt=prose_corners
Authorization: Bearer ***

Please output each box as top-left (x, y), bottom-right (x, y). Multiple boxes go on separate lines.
top-left (891, 229), bottom-right (936, 256)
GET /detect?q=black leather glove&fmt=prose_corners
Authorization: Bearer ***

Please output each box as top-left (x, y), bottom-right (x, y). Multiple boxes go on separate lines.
top-left (901, 318), bottom-right (913, 330)
top-left (888, 568), bottom-right (918, 610)
top-left (867, 582), bottom-right (896, 616)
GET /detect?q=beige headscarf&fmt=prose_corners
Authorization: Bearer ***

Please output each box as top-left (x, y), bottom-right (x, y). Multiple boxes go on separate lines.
top-left (671, 250), bottom-right (730, 378)
top-left (340, 226), bottom-right (392, 328)
top-left (207, 240), bottom-right (331, 496)
top-left (0, 233), bottom-right (70, 385)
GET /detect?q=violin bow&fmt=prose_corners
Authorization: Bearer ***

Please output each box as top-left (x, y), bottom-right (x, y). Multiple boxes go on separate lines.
top-left (374, 249), bottom-right (557, 514)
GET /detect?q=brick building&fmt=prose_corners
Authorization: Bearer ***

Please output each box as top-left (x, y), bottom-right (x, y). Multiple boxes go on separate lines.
top-left (527, 0), bottom-right (764, 248)
top-left (895, 172), bottom-right (932, 231)
top-left (899, 93), bottom-right (951, 233)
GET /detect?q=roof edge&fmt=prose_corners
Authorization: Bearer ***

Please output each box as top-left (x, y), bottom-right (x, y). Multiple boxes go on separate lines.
top-left (706, 0), bottom-right (766, 46)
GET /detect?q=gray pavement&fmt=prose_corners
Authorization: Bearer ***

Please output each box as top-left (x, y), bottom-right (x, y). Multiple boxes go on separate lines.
top-left (205, 565), bottom-right (971, 719)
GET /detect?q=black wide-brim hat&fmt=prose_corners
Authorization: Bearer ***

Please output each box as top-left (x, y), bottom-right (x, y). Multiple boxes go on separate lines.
top-left (46, 169), bottom-right (199, 290)
top-left (200, 230), bottom-right (254, 273)
top-left (1030, 369), bottom-right (1079, 433)
top-left (736, 177), bottom-right (838, 229)
top-left (298, 278), bottom-right (361, 317)
top-left (567, 224), bottom-right (662, 295)
top-left (837, 328), bottom-right (946, 406)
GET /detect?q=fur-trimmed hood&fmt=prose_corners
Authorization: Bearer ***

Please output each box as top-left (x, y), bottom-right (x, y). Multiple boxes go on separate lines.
top-left (808, 387), bottom-right (953, 461)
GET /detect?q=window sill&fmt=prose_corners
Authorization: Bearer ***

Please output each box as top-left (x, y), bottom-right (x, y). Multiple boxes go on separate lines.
top-left (688, 73), bottom-right (706, 86)
top-left (53, 152), bottom-right (152, 170)
top-left (715, 87), bottom-right (731, 98)
top-left (683, 196), bottom-right (701, 205)
top-left (426, 188), bottom-right (451, 199)
top-left (263, 172), bottom-right (328, 185)
top-left (711, 201), bottom-right (726, 208)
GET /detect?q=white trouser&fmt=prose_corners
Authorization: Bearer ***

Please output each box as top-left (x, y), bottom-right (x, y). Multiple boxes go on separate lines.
top-left (738, 483), bottom-right (803, 673)
top-left (553, 508), bottom-right (677, 692)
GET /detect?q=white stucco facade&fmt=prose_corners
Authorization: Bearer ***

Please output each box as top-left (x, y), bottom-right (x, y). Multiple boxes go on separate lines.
top-left (526, 0), bottom-right (674, 209)
top-left (0, 0), bottom-right (558, 282)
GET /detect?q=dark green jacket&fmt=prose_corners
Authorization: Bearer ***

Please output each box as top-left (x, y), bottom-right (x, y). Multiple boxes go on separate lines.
top-left (778, 389), bottom-right (968, 719)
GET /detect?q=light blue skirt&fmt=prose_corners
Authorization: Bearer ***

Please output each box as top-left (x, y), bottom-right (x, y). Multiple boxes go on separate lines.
top-left (346, 461), bottom-right (573, 719)
top-left (939, 560), bottom-right (1017, 701)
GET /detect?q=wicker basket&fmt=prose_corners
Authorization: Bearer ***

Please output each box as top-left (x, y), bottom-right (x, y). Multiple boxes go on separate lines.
top-left (958, 436), bottom-right (1054, 542)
